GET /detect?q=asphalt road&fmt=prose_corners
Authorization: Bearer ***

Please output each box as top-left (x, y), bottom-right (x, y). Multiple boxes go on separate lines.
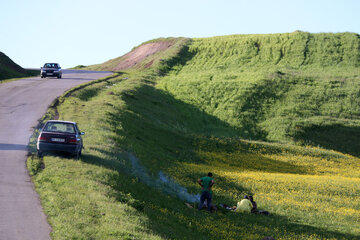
top-left (0, 70), bottom-right (113, 240)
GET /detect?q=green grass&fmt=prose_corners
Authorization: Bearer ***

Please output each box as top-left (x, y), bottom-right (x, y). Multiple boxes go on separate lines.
top-left (158, 32), bottom-right (360, 150)
top-left (0, 69), bottom-right (39, 84)
top-left (28, 33), bottom-right (360, 239)
top-left (0, 51), bottom-right (39, 81)
top-left (71, 65), bottom-right (87, 69)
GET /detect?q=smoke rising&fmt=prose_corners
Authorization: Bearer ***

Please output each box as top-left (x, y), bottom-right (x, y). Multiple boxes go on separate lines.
top-left (128, 153), bottom-right (200, 203)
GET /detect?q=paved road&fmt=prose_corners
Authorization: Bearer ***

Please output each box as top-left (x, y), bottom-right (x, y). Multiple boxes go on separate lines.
top-left (0, 70), bottom-right (113, 240)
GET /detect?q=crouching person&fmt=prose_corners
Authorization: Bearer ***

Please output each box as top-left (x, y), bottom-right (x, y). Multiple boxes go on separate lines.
top-left (232, 195), bottom-right (253, 213)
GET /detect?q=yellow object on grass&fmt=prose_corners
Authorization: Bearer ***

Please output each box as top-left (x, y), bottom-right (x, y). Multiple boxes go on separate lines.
top-left (235, 199), bottom-right (253, 213)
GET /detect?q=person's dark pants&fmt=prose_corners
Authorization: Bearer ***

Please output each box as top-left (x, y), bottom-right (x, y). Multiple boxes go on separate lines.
top-left (198, 191), bottom-right (212, 211)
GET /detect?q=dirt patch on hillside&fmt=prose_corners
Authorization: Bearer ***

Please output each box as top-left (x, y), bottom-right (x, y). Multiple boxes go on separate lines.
top-left (113, 41), bottom-right (173, 71)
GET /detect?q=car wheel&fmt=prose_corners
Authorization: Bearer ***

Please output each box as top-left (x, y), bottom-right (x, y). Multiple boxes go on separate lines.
top-left (41, 76), bottom-right (43, 78)
top-left (75, 149), bottom-right (82, 159)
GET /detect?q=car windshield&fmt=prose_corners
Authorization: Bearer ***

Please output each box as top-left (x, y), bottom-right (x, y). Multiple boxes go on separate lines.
top-left (44, 122), bottom-right (75, 133)
top-left (44, 63), bottom-right (59, 68)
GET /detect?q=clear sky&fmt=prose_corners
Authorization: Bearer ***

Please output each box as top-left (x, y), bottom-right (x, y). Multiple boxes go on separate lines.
top-left (1, 0), bottom-right (359, 68)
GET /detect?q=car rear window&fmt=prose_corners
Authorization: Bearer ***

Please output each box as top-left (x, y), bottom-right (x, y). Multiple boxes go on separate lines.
top-left (44, 122), bottom-right (75, 133)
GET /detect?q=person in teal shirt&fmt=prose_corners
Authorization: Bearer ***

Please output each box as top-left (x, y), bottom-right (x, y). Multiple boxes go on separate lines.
top-left (197, 172), bottom-right (215, 212)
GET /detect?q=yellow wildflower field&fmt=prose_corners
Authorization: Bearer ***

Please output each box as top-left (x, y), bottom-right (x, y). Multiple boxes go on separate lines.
top-left (166, 139), bottom-right (360, 237)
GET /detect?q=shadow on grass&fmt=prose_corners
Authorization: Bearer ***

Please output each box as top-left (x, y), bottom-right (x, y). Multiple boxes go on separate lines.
top-left (104, 84), bottom-right (308, 174)
top-left (75, 82), bottom-right (360, 239)
top-left (193, 136), bottom-right (309, 174)
top-left (79, 148), bottom-right (359, 240)
top-left (294, 124), bottom-right (360, 157)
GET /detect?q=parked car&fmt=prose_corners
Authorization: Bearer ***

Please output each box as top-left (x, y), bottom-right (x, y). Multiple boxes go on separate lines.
top-left (41, 63), bottom-right (62, 78)
top-left (37, 120), bottom-right (85, 158)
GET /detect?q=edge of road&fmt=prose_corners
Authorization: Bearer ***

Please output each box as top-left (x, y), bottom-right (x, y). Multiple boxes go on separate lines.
top-left (27, 71), bottom-right (120, 170)
top-left (0, 69), bottom-right (40, 85)
top-left (0, 69), bottom-right (116, 86)
top-left (0, 69), bottom-right (116, 240)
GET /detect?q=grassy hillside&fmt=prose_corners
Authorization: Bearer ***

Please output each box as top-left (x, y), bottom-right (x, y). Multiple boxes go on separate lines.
top-left (0, 51), bottom-right (38, 81)
top-left (158, 32), bottom-right (360, 154)
top-left (28, 33), bottom-right (360, 239)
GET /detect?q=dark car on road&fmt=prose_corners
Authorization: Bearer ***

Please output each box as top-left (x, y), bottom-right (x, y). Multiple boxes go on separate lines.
top-left (41, 63), bottom-right (62, 78)
top-left (37, 120), bottom-right (85, 158)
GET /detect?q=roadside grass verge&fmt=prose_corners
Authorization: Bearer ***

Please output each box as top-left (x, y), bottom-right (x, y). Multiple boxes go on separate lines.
top-left (0, 69), bottom-right (40, 84)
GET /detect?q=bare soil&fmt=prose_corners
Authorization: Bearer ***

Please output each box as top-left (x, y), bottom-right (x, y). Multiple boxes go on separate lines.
top-left (113, 41), bottom-right (173, 71)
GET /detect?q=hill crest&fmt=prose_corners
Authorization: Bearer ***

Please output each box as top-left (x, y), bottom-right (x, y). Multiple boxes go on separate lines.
top-left (0, 51), bottom-right (27, 80)
top-left (86, 32), bottom-right (360, 72)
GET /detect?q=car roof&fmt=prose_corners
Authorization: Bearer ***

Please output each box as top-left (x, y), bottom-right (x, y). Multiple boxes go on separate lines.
top-left (46, 120), bottom-right (76, 125)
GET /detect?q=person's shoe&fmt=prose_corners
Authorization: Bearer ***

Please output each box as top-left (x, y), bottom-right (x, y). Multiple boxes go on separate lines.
top-left (185, 203), bottom-right (193, 209)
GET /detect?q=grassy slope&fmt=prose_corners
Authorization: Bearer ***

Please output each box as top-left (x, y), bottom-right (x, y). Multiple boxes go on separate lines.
top-left (28, 33), bottom-right (360, 239)
top-left (158, 32), bottom-right (360, 150)
top-left (0, 51), bottom-right (39, 81)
